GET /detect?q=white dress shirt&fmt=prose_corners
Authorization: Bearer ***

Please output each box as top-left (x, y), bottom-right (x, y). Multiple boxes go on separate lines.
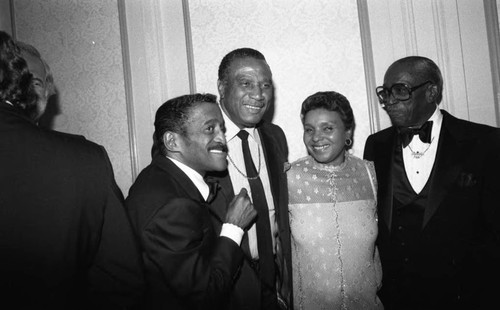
top-left (167, 156), bottom-right (244, 245)
top-left (222, 110), bottom-right (278, 259)
top-left (402, 106), bottom-right (443, 194)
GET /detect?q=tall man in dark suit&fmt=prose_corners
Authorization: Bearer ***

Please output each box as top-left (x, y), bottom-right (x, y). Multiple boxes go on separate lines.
top-left (0, 31), bottom-right (144, 309)
top-left (208, 48), bottom-right (292, 310)
top-left (125, 93), bottom-right (257, 309)
top-left (364, 56), bottom-right (500, 310)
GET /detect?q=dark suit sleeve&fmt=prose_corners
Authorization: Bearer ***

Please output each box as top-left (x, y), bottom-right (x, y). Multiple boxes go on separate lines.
top-left (473, 130), bottom-right (500, 308)
top-left (276, 127), bottom-right (288, 160)
top-left (363, 134), bottom-right (375, 161)
top-left (261, 123), bottom-right (293, 308)
top-left (87, 147), bottom-right (145, 309)
top-left (143, 197), bottom-right (243, 309)
top-left (481, 131), bottom-right (500, 230)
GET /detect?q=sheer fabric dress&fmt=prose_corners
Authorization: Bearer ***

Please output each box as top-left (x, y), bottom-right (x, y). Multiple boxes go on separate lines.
top-left (288, 155), bottom-right (383, 310)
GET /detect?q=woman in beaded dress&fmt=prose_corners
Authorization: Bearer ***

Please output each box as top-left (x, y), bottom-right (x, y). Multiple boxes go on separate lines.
top-left (287, 91), bottom-right (383, 310)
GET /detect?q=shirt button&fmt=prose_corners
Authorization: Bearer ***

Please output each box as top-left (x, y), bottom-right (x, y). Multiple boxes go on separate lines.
top-left (404, 257), bottom-right (409, 263)
top-left (401, 242), bottom-right (405, 246)
top-left (398, 226), bottom-right (403, 231)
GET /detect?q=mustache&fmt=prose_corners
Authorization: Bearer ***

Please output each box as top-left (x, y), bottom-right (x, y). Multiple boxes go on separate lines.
top-left (208, 143), bottom-right (228, 153)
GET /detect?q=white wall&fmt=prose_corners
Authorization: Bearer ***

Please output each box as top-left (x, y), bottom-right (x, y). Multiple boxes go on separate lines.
top-left (120, 0), bottom-right (193, 179)
top-left (188, 0), bottom-right (369, 163)
top-left (367, 0), bottom-right (500, 130)
top-left (122, 0), bottom-right (371, 169)
top-left (0, 0), bottom-right (13, 34)
top-left (13, 0), bottom-right (133, 192)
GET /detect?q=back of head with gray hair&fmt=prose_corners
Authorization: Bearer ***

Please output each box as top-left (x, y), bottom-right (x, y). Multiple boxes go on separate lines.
top-left (16, 41), bottom-right (55, 97)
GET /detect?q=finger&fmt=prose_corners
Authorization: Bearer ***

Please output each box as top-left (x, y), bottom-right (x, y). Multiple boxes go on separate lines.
top-left (237, 188), bottom-right (248, 198)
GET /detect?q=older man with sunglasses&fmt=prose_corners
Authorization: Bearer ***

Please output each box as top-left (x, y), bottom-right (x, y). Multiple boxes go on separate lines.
top-left (364, 56), bottom-right (500, 310)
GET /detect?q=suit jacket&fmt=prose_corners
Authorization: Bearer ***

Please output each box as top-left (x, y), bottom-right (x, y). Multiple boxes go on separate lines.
top-left (125, 155), bottom-right (244, 310)
top-left (364, 110), bottom-right (500, 309)
top-left (0, 102), bottom-right (144, 309)
top-left (206, 121), bottom-right (293, 310)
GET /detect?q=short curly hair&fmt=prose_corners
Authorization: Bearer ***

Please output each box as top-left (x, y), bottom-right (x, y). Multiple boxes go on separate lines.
top-left (300, 91), bottom-right (356, 149)
top-left (217, 48), bottom-right (266, 82)
top-left (153, 93), bottom-right (218, 156)
top-left (0, 31), bottom-right (37, 116)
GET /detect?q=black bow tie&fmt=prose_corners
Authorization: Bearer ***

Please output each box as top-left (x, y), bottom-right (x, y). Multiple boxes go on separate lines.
top-left (205, 178), bottom-right (220, 203)
top-left (398, 121), bottom-right (433, 148)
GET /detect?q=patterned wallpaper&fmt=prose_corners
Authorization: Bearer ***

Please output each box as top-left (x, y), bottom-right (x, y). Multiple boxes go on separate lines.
top-left (189, 0), bottom-right (370, 162)
top-left (14, 0), bottom-right (133, 193)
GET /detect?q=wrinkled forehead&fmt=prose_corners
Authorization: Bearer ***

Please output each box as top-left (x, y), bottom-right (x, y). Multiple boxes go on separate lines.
top-left (227, 57), bottom-right (272, 79)
top-left (188, 101), bottom-right (223, 122)
top-left (384, 62), bottom-right (423, 86)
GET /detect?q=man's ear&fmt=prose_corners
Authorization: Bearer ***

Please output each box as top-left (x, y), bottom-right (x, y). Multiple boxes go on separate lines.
top-left (427, 84), bottom-right (439, 103)
top-left (217, 79), bottom-right (225, 100)
top-left (163, 132), bottom-right (178, 153)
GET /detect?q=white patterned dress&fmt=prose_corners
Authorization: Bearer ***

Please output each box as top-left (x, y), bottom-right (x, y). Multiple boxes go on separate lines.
top-left (287, 155), bottom-right (383, 310)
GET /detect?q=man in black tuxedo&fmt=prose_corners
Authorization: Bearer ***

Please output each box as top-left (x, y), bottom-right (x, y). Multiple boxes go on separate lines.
top-left (364, 56), bottom-right (500, 309)
top-left (208, 48), bottom-right (292, 310)
top-left (0, 31), bottom-right (143, 309)
top-left (126, 93), bottom-right (257, 309)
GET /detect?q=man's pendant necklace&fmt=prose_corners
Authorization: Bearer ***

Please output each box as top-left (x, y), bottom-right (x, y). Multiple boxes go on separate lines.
top-left (407, 137), bottom-right (434, 159)
top-left (227, 144), bottom-right (261, 180)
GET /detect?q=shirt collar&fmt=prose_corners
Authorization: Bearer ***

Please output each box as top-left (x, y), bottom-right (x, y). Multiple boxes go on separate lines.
top-left (427, 105), bottom-right (443, 140)
top-left (166, 156), bottom-right (210, 200)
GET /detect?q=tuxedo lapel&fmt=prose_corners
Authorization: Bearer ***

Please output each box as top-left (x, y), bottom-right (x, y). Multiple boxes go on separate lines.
top-left (155, 156), bottom-right (204, 201)
top-left (156, 156), bottom-right (228, 224)
top-left (257, 124), bottom-right (292, 307)
top-left (258, 126), bottom-right (282, 210)
top-left (422, 115), bottom-right (463, 228)
top-left (375, 130), bottom-right (397, 232)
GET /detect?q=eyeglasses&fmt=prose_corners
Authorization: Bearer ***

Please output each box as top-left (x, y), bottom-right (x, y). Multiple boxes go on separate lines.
top-left (376, 80), bottom-right (432, 105)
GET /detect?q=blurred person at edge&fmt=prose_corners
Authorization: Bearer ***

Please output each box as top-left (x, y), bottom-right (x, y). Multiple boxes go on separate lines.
top-left (0, 30), bottom-right (144, 309)
top-left (16, 40), bottom-right (55, 122)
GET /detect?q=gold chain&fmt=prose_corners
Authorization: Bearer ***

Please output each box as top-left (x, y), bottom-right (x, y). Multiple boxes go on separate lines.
top-left (407, 137), bottom-right (434, 159)
top-left (227, 143), bottom-right (261, 180)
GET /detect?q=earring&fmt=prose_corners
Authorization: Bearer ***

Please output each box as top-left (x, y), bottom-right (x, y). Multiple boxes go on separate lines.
top-left (345, 138), bottom-right (352, 146)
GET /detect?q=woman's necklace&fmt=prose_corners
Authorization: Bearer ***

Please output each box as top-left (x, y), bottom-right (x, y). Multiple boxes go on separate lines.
top-left (407, 137), bottom-right (434, 159)
top-left (227, 143), bottom-right (261, 180)
top-left (327, 170), bottom-right (347, 310)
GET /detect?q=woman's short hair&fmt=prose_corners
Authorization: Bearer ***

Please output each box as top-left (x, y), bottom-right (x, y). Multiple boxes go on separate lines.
top-left (301, 91), bottom-right (355, 129)
top-left (300, 91), bottom-right (355, 149)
